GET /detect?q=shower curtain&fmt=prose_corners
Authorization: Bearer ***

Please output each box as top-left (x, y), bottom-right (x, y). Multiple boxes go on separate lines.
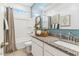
top-left (4, 7), bottom-right (16, 53)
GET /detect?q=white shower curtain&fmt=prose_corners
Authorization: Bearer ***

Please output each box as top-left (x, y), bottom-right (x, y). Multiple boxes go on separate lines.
top-left (4, 7), bottom-right (16, 53)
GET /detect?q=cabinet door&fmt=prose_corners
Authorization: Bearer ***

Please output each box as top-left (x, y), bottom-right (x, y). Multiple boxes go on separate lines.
top-left (32, 42), bottom-right (43, 56)
top-left (44, 51), bottom-right (53, 56)
top-left (32, 38), bottom-right (43, 47)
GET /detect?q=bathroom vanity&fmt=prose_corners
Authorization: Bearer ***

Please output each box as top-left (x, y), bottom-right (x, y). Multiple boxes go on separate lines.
top-left (31, 34), bottom-right (79, 56)
top-left (32, 14), bottom-right (79, 56)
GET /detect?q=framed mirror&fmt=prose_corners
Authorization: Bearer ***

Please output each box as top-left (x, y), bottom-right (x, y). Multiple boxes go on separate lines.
top-left (35, 16), bottom-right (42, 36)
top-left (60, 15), bottom-right (71, 27)
top-left (52, 14), bottom-right (60, 29)
top-left (42, 16), bottom-right (49, 30)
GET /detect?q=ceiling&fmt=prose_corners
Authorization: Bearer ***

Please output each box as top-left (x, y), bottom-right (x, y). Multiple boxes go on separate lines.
top-left (32, 3), bottom-right (49, 10)
top-left (0, 3), bottom-right (34, 8)
top-left (20, 3), bottom-right (34, 7)
top-left (32, 3), bottom-right (62, 12)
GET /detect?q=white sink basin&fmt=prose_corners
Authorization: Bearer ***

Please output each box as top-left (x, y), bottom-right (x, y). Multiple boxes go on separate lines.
top-left (54, 41), bottom-right (79, 52)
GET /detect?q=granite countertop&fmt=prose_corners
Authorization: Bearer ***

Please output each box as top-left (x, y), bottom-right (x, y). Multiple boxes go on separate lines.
top-left (31, 33), bottom-right (79, 56)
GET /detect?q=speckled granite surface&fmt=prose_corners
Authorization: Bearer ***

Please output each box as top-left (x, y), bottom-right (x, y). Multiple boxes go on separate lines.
top-left (31, 34), bottom-right (79, 56)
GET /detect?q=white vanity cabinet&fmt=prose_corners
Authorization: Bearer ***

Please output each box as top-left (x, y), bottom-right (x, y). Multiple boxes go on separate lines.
top-left (44, 51), bottom-right (53, 56)
top-left (32, 37), bottom-right (70, 56)
top-left (44, 43), bottom-right (69, 56)
top-left (32, 38), bottom-right (43, 56)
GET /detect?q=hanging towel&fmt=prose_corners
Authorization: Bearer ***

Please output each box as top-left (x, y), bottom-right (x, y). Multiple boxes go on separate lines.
top-left (57, 24), bottom-right (60, 29)
top-left (4, 17), bottom-right (9, 30)
top-left (55, 24), bottom-right (57, 29)
top-left (52, 24), bottom-right (55, 29)
top-left (55, 24), bottom-right (60, 29)
top-left (54, 24), bottom-right (60, 29)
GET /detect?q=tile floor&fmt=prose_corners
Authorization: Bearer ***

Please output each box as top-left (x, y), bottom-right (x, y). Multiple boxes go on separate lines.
top-left (5, 48), bottom-right (32, 56)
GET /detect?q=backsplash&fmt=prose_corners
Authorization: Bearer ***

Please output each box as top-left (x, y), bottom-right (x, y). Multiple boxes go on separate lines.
top-left (48, 29), bottom-right (79, 37)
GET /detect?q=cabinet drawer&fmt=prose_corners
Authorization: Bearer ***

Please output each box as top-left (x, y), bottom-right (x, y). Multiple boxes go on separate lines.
top-left (44, 51), bottom-right (53, 56)
top-left (32, 38), bottom-right (43, 47)
top-left (32, 42), bottom-right (43, 56)
top-left (44, 43), bottom-right (69, 56)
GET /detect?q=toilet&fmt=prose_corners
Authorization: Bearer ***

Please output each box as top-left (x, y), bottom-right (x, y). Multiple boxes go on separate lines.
top-left (24, 41), bottom-right (32, 55)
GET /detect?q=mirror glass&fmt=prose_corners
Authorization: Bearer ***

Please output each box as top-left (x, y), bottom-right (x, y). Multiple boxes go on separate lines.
top-left (42, 16), bottom-right (48, 29)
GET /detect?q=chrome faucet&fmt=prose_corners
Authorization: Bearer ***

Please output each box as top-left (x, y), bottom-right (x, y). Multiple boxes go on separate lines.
top-left (68, 32), bottom-right (71, 41)
top-left (68, 32), bottom-right (77, 44)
